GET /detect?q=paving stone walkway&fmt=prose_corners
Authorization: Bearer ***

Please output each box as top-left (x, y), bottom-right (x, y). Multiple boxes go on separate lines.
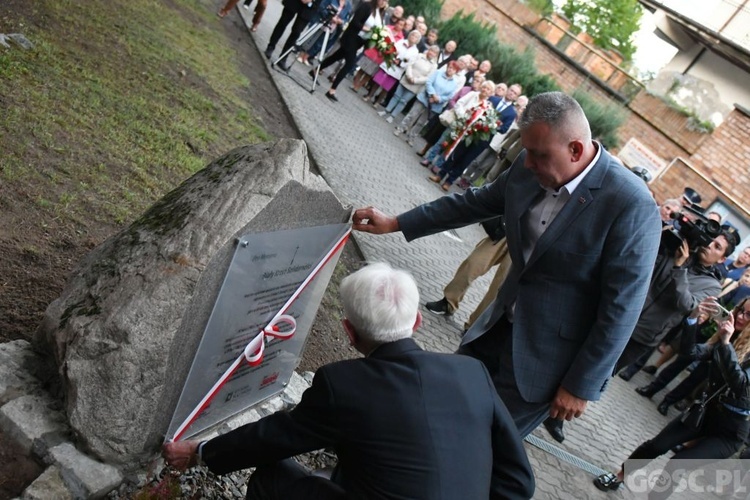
top-left (227, 4), bottom-right (684, 497)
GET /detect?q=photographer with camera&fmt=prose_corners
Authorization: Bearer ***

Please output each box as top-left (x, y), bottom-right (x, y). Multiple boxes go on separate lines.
top-left (295, 0), bottom-right (350, 66)
top-left (594, 296), bottom-right (750, 493)
top-left (544, 214), bottom-right (733, 443)
top-left (264, 0), bottom-right (323, 70)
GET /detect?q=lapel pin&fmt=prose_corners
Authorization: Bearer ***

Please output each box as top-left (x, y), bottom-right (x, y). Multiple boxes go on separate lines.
top-left (578, 197), bottom-right (586, 204)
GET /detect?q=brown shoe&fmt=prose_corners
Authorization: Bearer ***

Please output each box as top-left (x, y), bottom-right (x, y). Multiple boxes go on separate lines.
top-left (428, 174), bottom-right (441, 183)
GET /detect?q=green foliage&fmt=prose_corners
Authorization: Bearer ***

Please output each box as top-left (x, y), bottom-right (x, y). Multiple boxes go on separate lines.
top-left (398, 0), bottom-right (444, 25)
top-left (561, 0), bottom-right (642, 61)
top-left (438, 11), bottom-right (499, 53)
top-left (523, 0), bottom-right (554, 16)
top-left (0, 0), bottom-right (268, 227)
top-left (437, 13), bottom-right (559, 96)
top-left (572, 89), bottom-right (627, 148)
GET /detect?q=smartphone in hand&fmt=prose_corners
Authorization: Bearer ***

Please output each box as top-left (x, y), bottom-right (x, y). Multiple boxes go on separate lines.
top-left (712, 302), bottom-right (732, 323)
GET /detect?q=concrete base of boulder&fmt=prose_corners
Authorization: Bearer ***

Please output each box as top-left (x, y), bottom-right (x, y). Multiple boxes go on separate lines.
top-left (0, 339), bottom-right (315, 498)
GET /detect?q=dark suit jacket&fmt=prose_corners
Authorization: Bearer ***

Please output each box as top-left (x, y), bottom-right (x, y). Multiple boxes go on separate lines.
top-left (397, 147), bottom-right (662, 404)
top-left (282, 0), bottom-right (318, 21)
top-left (437, 51), bottom-right (456, 68)
top-left (340, 1), bottom-right (374, 43)
top-left (488, 96), bottom-right (517, 134)
top-left (202, 338), bottom-right (534, 499)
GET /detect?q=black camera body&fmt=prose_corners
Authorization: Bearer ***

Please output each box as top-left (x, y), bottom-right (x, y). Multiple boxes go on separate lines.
top-left (662, 206), bottom-right (721, 254)
top-left (321, 4), bottom-right (338, 26)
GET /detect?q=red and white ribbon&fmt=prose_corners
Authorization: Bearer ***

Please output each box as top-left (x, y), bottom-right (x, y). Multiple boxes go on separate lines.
top-left (170, 227), bottom-right (351, 441)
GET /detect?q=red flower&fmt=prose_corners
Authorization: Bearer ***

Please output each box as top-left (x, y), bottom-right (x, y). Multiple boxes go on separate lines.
top-left (441, 141), bottom-right (449, 148)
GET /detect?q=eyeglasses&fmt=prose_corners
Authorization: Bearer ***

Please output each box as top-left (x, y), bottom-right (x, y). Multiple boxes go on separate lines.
top-left (737, 310), bottom-right (750, 318)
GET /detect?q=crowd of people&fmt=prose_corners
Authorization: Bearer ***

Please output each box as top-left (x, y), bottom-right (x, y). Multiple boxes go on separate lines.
top-left (219, 0), bottom-right (530, 192)
top-left (166, 2), bottom-right (750, 498)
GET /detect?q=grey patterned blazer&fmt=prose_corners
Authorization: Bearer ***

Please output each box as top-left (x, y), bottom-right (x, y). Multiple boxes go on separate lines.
top-left (398, 146), bottom-right (662, 403)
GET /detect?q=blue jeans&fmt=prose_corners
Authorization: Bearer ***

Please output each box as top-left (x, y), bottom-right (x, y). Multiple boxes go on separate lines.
top-left (424, 129), bottom-right (452, 168)
top-left (385, 85), bottom-right (415, 118)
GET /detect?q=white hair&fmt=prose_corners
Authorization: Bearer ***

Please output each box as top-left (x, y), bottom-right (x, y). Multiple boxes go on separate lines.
top-left (481, 80), bottom-right (496, 93)
top-left (340, 262), bottom-right (419, 344)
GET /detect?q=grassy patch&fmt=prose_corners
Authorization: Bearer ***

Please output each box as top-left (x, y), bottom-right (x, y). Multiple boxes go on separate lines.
top-left (0, 0), bottom-right (269, 226)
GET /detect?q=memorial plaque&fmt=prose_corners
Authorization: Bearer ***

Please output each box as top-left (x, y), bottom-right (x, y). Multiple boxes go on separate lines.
top-left (168, 224), bottom-right (350, 440)
top-left (617, 138), bottom-right (668, 181)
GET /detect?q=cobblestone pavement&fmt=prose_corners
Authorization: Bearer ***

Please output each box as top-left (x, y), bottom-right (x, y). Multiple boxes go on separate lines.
top-left (228, 4), bottom-right (682, 497)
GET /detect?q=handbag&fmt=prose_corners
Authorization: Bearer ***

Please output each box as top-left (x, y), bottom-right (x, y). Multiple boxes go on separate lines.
top-left (680, 383), bottom-right (727, 430)
top-left (439, 108), bottom-right (456, 126)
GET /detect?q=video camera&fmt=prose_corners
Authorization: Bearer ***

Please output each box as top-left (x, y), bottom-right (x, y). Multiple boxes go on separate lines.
top-left (662, 204), bottom-right (722, 254)
top-left (321, 4), bottom-right (338, 27)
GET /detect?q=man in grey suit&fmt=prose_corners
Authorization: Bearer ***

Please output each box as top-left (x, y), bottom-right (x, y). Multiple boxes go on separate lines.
top-left (352, 92), bottom-right (662, 437)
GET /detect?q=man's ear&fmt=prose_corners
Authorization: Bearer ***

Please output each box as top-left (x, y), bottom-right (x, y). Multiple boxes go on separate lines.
top-left (412, 311), bottom-right (422, 332)
top-left (569, 140), bottom-right (584, 162)
top-left (342, 319), bottom-right (358, 346)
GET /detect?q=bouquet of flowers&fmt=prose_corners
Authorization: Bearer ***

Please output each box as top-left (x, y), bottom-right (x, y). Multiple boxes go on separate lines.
top-left (444, 105), bottom-right (501, 148)
top-left (365, 25), bottom-right (398, 68)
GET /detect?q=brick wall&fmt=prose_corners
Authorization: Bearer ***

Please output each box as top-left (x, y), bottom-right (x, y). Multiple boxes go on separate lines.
top-left (628, 92), bottom-right (708, 155)
top-left (684, 108), bottom-right (750, 208)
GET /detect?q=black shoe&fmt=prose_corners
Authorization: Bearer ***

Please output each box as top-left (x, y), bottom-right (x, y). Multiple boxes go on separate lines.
top-left (543, 418), bottom-right (565, 443)
top-left (325, 92), bottom-right (338, 102)
top-left (308, 69), bottom-right (317, 79)
top-left (264, 47), bottom-right (274, 59)
top-left (424, 298), bottom-right (453, 316)
top-left (618, 369), bottom-right (634, 381)
top-left (642, 365), bottom-right (658, 375)
top-left (277, 58), bottom-right (290, 71)
top-left (657, 401), bottom-right (670, 416)
top-left (594, 473), bottom-right (622, 491)
top-left (635, 384), bottom-right (658, 399)
top-left (671, 444), bottom-right (685, 453)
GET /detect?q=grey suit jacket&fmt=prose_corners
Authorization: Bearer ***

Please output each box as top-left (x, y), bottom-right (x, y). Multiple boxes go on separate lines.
top-left (398, 147), bottom-right (662, 403)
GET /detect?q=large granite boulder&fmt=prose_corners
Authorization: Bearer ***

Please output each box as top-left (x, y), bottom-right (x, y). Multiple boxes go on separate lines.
top-left (34, 139), bottom-right (350, 465)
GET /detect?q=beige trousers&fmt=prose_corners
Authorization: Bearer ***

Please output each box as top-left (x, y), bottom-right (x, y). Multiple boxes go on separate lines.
top-left (443, 237), bottom-right (511, 328)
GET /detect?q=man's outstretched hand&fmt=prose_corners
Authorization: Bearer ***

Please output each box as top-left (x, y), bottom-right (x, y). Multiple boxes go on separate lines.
top-left (352, 207), bottom-right (400, 234)
top-left (162, 440), bottom-right (200, 471)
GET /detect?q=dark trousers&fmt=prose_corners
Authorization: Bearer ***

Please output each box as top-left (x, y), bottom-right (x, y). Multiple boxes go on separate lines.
top-left (437, 141), bottom-right (489, 185)
top-left (267, 7), bottom-right (309, 56)
top-left (618, 346), bottom-right (656, 378)
top-left (649, 355), bottom-right (693, 392)
top-left (662, 361), bottom-right (709, 406)
top-left (613, 338), bottom-right (653, 375)
top-left (458, 318), bottom-right (550, 437)
top-left (246, 459), bottom-right (346, 500)
top-left (318, 37), bottom-right (365, 90)
top-left (624, 406), bottom-right (749, 499)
